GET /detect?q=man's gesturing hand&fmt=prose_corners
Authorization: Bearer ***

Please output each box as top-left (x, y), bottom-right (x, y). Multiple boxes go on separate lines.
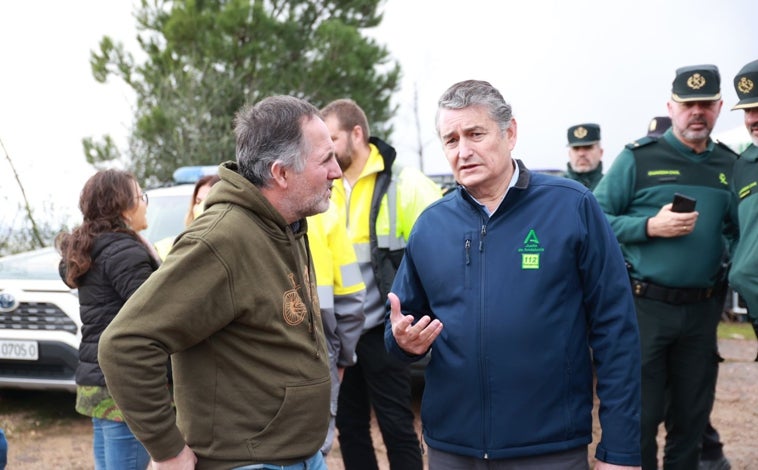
top-left (387, 292), bottom-right (443, 356)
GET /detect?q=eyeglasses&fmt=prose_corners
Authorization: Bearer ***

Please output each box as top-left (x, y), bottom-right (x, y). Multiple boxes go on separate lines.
top-left (136, 192), bottom-right (149, 205)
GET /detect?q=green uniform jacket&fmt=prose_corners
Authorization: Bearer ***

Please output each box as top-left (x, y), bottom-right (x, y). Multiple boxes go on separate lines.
top-left (729, 143), bottom-right (758, 320)
top-left (564, 161), bottom-right (604, 191)
top-left (594, 130), bottom-right (738, 288)
top-left (99, 162), bottom-right (330, 469)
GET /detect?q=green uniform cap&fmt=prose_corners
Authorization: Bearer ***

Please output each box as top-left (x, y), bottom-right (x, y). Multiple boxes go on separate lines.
top-left (567, 123), bottom-right (601, 147)
top-left (732, 59), bottom-right (758, 110)
top-left (671, 64), bottom-right (721, 102)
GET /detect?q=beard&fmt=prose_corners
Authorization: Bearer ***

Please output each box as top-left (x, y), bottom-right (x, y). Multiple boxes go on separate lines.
top-left (749, 121), bottom-right (758, 146)
top-left (291, 188), bottom-right (331, 221)
top-left (336, 136), bottom-right (357, 172)
top-left (680, 120), bottom-right (712, 142)
top-left (336, 154), bottom-right (352, 172)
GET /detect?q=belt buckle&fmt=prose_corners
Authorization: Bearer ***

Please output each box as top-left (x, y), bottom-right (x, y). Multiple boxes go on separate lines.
top-left (632, 280), bottom-right (646, 296)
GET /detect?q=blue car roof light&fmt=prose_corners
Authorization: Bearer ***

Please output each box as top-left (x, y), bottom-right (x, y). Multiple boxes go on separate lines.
top-left (172, 165), bottom-right (219, 184)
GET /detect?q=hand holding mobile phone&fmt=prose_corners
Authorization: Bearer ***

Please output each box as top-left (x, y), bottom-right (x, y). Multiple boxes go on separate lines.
top-left (671, 193), bottom-right (697, 213)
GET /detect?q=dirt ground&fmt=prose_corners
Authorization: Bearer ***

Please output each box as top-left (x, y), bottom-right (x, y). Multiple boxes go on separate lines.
top-left (1, 337), bottom-right (756, 470)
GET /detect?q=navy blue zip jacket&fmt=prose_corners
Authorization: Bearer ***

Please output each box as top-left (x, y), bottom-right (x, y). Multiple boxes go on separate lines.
top-left (385, 160), bottom-right (641, 466)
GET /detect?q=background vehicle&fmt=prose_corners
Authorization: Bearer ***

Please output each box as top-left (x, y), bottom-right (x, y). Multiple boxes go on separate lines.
top-left (0, 248), bottom-right (80, 391)
top-left (142, 184), bottom-right (195, 244)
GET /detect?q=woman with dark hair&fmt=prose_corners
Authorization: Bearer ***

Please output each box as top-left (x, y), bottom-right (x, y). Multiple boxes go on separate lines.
top-left (56, 169), bottom-right (158, 470)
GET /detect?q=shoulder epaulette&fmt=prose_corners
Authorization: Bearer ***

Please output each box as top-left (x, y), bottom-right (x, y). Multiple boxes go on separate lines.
top-left (714, 140), bottom-right (740, 157)
top-left (625, 135), bottom-right (658, 150)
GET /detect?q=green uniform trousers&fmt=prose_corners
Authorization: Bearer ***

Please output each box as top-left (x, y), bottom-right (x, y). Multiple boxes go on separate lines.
top-left (635, 296), bottom-right (721, 470)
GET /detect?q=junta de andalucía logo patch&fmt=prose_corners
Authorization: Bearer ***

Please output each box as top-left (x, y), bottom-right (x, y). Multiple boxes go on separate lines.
top-left (518, 229), bottom-right (543, 270)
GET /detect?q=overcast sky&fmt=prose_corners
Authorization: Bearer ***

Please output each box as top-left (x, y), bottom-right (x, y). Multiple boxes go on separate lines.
top-left (2, 0), bottom-right (757, 226)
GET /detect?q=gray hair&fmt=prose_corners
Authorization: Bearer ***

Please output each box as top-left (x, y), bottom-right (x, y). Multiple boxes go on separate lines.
top-left (233, 95), bottom-right (320, 187)
top-left (435, 80), bottom-right (513, 135)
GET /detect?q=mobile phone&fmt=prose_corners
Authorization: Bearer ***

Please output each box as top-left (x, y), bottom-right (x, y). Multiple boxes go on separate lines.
top-left (671, 193), bottom-right (696, 213)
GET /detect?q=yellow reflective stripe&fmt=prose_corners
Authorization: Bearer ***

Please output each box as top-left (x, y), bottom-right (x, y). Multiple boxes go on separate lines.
top-left (317, 285), bottom-right (335, 309)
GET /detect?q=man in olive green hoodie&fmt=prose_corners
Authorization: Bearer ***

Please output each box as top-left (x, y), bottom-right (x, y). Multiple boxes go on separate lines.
top-left (99, 96), bottom-right (343, 470)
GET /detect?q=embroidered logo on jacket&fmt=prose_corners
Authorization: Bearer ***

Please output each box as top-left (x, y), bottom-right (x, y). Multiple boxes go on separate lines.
top-left (519, 229), bottom-right (543, 270)
top-left (647, 170), bottom-right (681, 177)
top-left (283, 273), bottom-right (308, 325)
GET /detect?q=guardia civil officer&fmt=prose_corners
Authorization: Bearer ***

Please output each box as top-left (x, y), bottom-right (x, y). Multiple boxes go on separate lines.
top-left (643, 113), bottom-right (732, 470)
top-left (564, 123), bottom-right (604, 190)
top-left (727, 58), bottom-right (758, 362)
top-left (594, 64), bottom-right (739, 470)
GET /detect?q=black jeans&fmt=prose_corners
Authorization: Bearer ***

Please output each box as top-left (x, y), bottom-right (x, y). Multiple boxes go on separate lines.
top-left (336, 325), bottom-right (422, 470)
top-left (700, 420), bottom-right (725, 460)
top-left (636, 296), bottom-right (721, 470)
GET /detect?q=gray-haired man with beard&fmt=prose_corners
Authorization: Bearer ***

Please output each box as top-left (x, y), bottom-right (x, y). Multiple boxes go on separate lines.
top-left (100, 96), bottom-right (342, 470)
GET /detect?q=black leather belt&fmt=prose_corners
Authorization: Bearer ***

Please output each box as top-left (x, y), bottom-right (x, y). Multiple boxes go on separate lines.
top-left (630, 278), bottom-right (715, 305)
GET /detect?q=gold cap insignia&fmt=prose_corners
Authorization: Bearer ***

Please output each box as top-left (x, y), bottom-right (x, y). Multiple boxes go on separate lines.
top-left (687, 73), bottom-right (706, 90)
top-left (737, 76), bottom-right (754, 96)
top-left (573, 127), bottom-right (588, 139)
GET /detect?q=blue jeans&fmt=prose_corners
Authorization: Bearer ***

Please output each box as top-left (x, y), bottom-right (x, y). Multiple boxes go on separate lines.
top-left (231, 451), bottom-right (327, 469)
top-left (0, 428), bottom-right (7, 470)
top-left (92, 418), bottom-right (150, 470)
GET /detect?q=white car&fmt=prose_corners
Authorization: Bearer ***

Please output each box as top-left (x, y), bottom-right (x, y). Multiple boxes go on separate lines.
top-left (0, 182), bottom-right (196, 391)
top-left (0, 248), bottom-right (81, 391)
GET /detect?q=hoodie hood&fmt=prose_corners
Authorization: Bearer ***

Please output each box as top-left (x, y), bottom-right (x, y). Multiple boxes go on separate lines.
top-left (203, 161), bottom-right (308, 239)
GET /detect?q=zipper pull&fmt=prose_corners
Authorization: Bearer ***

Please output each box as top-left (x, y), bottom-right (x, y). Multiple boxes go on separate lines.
top-left (465, 239), bottom-right (471, 265)
top-left (479, 225), bottom-right (486, 252)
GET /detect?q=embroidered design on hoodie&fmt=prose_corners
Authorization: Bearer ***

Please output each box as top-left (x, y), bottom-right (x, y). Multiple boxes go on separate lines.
top-left (283, 273), bottom-right (308, 325)
top-left (304, 265), bottom-right (320, 319)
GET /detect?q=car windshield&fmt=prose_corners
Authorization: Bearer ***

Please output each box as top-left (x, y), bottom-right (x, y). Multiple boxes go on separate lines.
top-left (0, 247), bottom-right (62, 280)
top-left (142, 193), bottom-right (189, 245)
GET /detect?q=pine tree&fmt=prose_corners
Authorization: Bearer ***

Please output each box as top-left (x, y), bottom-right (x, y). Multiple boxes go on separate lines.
top-left (85, 0), bottom-right (400, 184)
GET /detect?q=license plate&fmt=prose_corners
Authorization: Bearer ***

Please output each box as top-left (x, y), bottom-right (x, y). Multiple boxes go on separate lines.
top-left (0, 340), bottom-right (39, 360)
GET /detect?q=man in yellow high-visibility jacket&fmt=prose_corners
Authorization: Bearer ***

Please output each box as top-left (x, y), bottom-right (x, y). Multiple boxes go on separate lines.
top-left (307, 201), bottom-right (366, 456)
top-left (321, 99), bottom-right (442, 470)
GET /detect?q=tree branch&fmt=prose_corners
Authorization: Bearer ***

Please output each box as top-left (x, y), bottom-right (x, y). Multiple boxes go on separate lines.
top-left (0, 136), bottom-right (45, 249)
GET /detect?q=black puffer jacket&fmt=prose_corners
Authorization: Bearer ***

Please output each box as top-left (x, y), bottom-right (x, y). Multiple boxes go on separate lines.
top-left (69, 232), bottom-right (159, 386)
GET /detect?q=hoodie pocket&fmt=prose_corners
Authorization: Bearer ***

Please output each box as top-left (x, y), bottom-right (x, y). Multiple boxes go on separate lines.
top-left (246, 376), bottom-right (330, 461)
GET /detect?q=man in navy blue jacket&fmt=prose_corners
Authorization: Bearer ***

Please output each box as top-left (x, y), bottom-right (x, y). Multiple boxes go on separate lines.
top-left (385, 79), bottom-right (641, 469)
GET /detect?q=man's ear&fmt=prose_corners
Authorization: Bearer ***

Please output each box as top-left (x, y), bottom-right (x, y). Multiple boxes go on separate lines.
top-left (270, 161), bottom-right (289, 188)
top-left (351, 124), bottom-right (363, 142)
